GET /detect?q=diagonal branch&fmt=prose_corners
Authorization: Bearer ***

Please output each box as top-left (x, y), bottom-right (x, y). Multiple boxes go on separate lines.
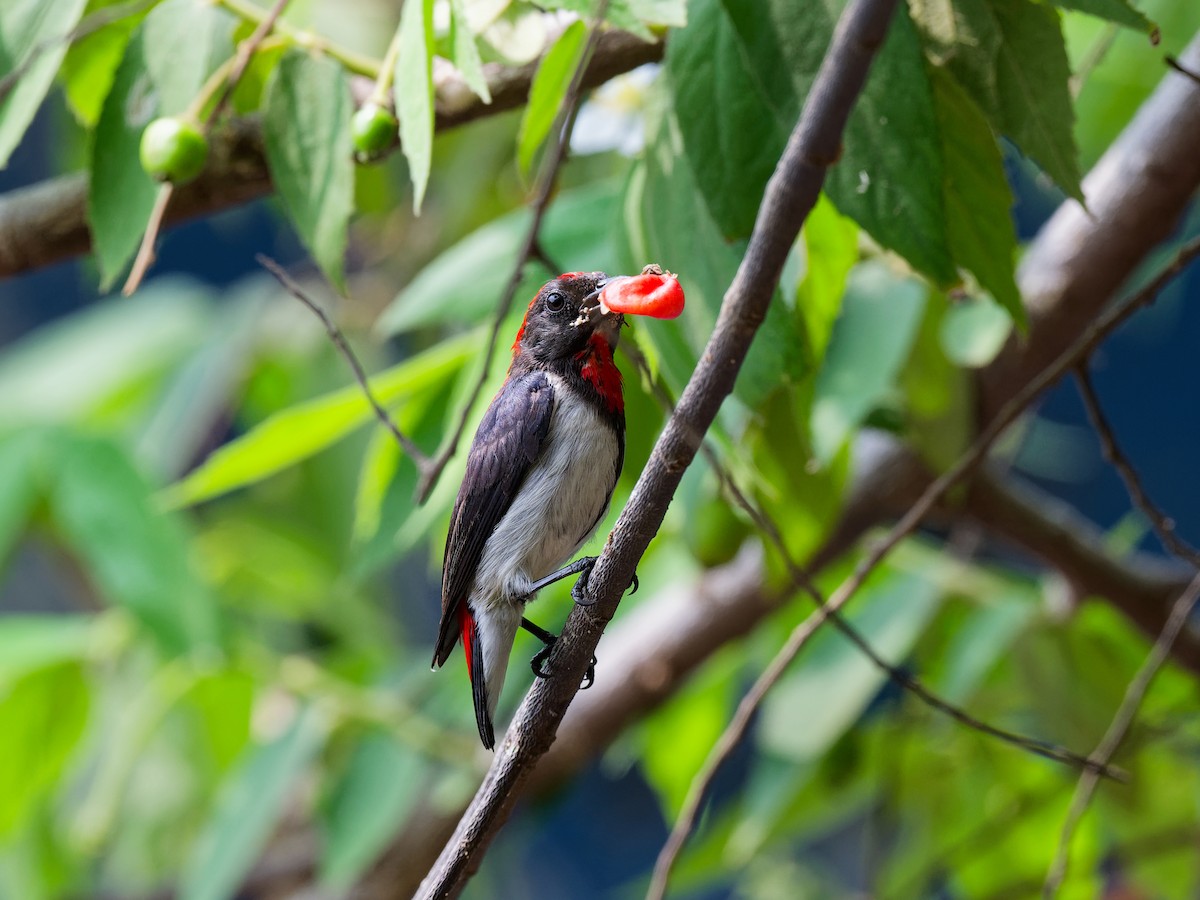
top-left (964, 468), bottom-right (1200, 672)
top-left (1074, 366), bottom-right (1200, 566)
top-left (643, 217), bottom-right (1200, 899)
top-left (257, 254), bottom-right (429, 464)
top-left (619, 335), bottom-right (1115, 900)
top-left (1042, 571), bottom-right (1200, 897)
top-left (414, 0), bottom-right (902, 895)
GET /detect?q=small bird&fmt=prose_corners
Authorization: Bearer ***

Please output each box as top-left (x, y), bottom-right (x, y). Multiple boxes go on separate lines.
top-left (432, 272), bottom-right (627, 749)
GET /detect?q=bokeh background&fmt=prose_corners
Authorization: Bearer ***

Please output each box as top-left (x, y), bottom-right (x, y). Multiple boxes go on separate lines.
top-left (2, 0), bottom-right (1199, 897)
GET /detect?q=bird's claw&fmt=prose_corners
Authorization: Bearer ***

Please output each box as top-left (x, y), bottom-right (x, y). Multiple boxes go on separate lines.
top-left (530, 643), bottom-right (554, 678)
top-left (571, 558), bottom-right (598, 606)
top-left (529, 639), bottom-right (597, 690)
top-left (570, 560), bottom-right (639, 606)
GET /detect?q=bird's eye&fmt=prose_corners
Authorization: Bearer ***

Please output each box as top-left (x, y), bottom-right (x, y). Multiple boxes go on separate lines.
top-left (545, 291), bottom-right (566, 312)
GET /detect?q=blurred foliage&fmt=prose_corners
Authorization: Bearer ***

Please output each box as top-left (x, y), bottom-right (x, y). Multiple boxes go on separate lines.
top-left (1, 0), bottom-right (1199, 897)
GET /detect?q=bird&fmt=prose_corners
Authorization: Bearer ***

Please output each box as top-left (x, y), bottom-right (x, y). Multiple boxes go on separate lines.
top-left (432, 271), bottom-right (628, 750)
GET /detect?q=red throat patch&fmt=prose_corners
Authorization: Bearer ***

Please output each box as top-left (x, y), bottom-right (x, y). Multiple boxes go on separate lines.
top-left (576, 333), bottom-right (623, 414)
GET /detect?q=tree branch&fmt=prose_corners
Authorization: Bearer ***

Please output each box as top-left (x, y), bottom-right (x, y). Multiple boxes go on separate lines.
top-left (964, 469), bottom-right (1200, 674)
top-left (1043, 571), bottom-right (1200, 896)
top-left (980, 30), bottom-right (1200, 422)
top-left (1074, 367), bottom-right (1200, 565)
top-left (257, 254), bottom-right (429, 463)
top-left (414, 0), bottom-right (901, 895)
top-left (0, 29), bottom-right (663, 281)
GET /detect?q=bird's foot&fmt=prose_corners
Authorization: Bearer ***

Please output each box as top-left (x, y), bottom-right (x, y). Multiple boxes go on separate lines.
top-left (524, 617), bottom-right (597, 689)
top-left (570, 559), bottom-right (638, 607)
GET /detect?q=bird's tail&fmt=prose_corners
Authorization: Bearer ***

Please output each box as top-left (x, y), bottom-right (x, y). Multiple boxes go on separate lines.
top-left (459, 604), bottom-right (520, 750)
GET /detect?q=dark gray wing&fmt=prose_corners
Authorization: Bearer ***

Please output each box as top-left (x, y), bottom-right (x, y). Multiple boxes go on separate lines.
top-left (432, 371), bottom-right (554, 666)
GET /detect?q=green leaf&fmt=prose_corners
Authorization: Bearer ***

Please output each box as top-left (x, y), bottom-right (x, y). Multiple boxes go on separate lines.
top-left (352, 425), bottom-right (404, 542)
top-left (517, 19), bottom-right (586, 175)
top-left (180, 707), bottom-right (327, 900)
top-left (915, 0), bottom-right (1082, 199)
top-left (88, 0), bottom-right (232, 285)
top-left (378, 179), bottom-right (622, 335)
top-left (184, 669), bottom-right (255, 772)
top-left (394, 0), bottom-right (435, 212)
top-left (0, 663), bottom-right (90, 837)
top-left (0, 430), bottom-right (46, 565)
top-left (162, 332), bottom-right (475, 507)
top-left (822, 8), bottom-right (957, 285)
top-left (141, 0), bottom-right (231, 112)
top-left (666, 0), bottom-right (792, 240)
top-left (538, 0), bottom-right (684, 41)
top-left (263, 50), bottom-right (355, 289)
top-left (0, 278), bottom-right (212, 424)
top-left (641, 655), bottom-right (733, 817)
top-left (933, 592), bottom-right (1034, 703)
top-left (1049, 0), bottom-right (1155, 33)
top-left (759, 566), bottom-right (942, 762)
top-left (59, 0), bottom-right (155, 126)
top-left (810, 264), bottom-right (927, 465)
top-left (987, 0), bottom-right (1082, 199)
top-left (50, 433), bottom-right (220, 653)
top-left (0, 616), bottom-right (94, 685)
top-left (930, 70), bottom-right (1024, 325)
top-left (796, 193), bottom-right (858, 365)
top-left (88, 29), bottom-right (158, 287)
top-left (750, 388), bottom-right (851, 568)
top-left (448, 0), bottom-right (491, 103)
top-left (900, 292), bottom-right (973, 472)
top-left (0, 0), bottom-right (87, 168)
top-left (620, 84), bottom-right (770, 403)
top-left (319, 730), bottom-right (429, 888)
top-left (697, 0), bottom-right (958, 284)
top-left (940, 293), bottom-right (1013, 368)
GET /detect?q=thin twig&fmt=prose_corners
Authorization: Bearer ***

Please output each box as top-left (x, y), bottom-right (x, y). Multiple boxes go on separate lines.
top-left (1075, 366), bottom-right (1200, 565)
top-left (412, 0), bottom-right (611, 504)
top-left (1042, 570), bottom-right (1200, 897)
top-left (645, 234), bottom-right (1200, 898)
top-left (0, 0), bottom-right (158, 106)
top-left (121, 182), bottom-right (174, 297)
top-left (121, 0), bottom-right (291, 296)
top-left (257, 255), bottom-right (429, 463)
top-left (623, 341), bottom-right (1113, 774)
top-left (1166, 54), bottom-right (1200, 85)
top-left (207, 0), bottom-right (293, 125)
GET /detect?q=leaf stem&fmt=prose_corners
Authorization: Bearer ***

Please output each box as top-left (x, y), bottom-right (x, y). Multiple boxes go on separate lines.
top-left (214, 0), bottom-right (382, 78)
top-left (369, 19), bottom-right (406, 108)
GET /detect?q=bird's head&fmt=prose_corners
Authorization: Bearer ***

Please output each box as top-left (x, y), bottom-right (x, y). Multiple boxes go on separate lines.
top-left (511, 272), bottom-right (622, 365)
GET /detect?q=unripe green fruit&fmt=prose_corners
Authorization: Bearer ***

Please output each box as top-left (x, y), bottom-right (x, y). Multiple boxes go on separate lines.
top-left (139, 117), bottom-right (209, 185)
top-left (352, 103), bottom-right (398, 162)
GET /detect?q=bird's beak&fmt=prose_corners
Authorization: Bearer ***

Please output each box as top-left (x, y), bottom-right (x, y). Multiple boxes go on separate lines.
top-left (577, 279), bottom-right (623, 350)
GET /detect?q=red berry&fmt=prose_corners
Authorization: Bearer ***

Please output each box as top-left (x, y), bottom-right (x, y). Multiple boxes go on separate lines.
top-left (600, 272), bottom-right (685, 319)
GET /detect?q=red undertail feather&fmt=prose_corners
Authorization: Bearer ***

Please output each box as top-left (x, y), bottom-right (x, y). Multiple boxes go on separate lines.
top-left (459, 605), bottom-right (494, 749)
top-left (459, 605), bottom-right (474, 681)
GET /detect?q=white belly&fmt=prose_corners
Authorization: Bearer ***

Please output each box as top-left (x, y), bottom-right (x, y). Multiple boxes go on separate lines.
top-left (469, 376), bottom-right (619, 612)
